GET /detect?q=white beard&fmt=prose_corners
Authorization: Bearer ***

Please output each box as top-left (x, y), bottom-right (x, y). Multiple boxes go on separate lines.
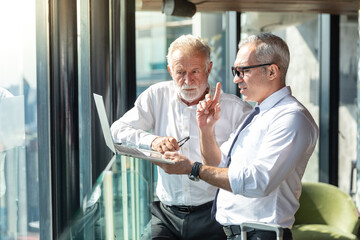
top-left (177, 82), bottom-right (208, 103)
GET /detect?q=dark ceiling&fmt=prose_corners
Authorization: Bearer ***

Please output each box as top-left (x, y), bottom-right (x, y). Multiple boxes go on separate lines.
top-left (138, 0), bottom-right (358, 15)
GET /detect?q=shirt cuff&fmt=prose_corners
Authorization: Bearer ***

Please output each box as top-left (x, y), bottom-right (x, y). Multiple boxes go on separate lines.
top-left (228, 164), bottom-right (243, 194)
top-left (139, 134), bottom-right (158, 150)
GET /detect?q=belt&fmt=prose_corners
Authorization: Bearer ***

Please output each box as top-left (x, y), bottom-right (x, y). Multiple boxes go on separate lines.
top-left (166, 201), bottom-right (213, 213)
top-left (223, 225), bottom-right (291, 237)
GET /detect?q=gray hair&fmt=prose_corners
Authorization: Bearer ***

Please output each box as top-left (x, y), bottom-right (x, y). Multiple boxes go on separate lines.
top-left (239, 32), bottom-right (290, 82)
top-left (167, 34), bottom-right (211, 70)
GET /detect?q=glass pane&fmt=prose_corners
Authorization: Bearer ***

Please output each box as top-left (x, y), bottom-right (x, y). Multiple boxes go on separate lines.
top-left (59, 155), bottom-right (153, 240)
top-left (339, 15), bottom-right (357, 195)
top-left (240, 12), bottom-right (320, 182)
top-left (0, 0), bottom-right (39, 239)
top-left (135, 11), bottom-right (230, 97)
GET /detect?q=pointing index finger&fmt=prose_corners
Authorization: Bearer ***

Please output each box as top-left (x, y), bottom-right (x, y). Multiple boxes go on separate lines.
top-left (212, 82), bottom-right (221, 103)
top-left (208, 82), bottom-right (221, 111)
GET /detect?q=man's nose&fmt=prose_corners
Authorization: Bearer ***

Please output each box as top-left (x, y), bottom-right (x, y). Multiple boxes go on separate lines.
top-left (184, 73), bottom-right (193, 85)
top-left (233, 75), bottom-right (243, 83)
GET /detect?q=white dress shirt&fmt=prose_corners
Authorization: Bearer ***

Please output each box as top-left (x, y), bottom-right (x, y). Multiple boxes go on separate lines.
top-left (217, 86), bottom-right (318, 228)
top-left (111, 81), bottom-right (252, 206)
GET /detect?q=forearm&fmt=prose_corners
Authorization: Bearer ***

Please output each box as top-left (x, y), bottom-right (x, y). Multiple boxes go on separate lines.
top-left (160, 150), bottom-right (231, 192)
top-left (199, 165), bottom-right (231, 192)
top-left (110, 119), bottom-right (156, 148)
top-left (199, 128), bottom-right (222, 166)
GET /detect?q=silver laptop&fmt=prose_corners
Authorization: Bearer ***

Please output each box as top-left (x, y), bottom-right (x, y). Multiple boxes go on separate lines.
top-left (93, 93), bottom-right (173, 164)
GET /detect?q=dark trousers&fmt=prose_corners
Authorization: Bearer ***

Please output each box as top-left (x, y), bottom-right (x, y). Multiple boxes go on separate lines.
top-left (150, 201), bottom-right (226, 240)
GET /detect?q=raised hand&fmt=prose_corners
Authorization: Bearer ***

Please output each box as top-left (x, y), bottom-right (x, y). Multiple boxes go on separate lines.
top-left (151, 136), bottom-right (179, 154)
top-left (196, 82), bottom-right (222, 130)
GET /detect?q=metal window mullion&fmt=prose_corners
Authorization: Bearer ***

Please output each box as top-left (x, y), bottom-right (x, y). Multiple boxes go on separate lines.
top-left (319, 14), bottom-right (339, 185)
top-left (36, 0), bottom-right (53, 238)
top-left (130, 158), bottom-right (137, 239)
top-left (225, 11), bottom-right (239, 95)
top-left (78, 0), bottom-right (92, 205)
top-left (121, 155), bottom-right (129, 239)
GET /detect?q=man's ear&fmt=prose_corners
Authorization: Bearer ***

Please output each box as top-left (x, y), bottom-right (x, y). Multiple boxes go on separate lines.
top-left (207, 61), bottom-right (213, 75)
top-left (268, 64), bottom-right (279, 80)
top-left (167, 66), bottom-right (173, 77)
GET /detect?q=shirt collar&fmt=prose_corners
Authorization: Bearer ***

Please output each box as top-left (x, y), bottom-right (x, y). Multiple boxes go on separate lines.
top-left (256, 86), bottom-right (291, 112)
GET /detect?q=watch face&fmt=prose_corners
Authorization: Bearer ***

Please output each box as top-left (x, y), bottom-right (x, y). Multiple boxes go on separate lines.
top-left (188, 173), bottom-right (200, 181)
top-left (188, 162), bottom-right (202, 181)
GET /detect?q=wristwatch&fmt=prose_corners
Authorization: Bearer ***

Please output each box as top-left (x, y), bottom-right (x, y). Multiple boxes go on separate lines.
top-left (188, 162), bottom-right (203, 181)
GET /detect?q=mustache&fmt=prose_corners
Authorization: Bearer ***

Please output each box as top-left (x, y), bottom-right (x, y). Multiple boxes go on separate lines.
top-left (181, 84), bottom-right (197, 90)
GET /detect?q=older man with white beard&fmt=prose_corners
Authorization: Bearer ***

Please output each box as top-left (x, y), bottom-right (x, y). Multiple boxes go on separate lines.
top-left (111, 34), bottom-right (252, 240)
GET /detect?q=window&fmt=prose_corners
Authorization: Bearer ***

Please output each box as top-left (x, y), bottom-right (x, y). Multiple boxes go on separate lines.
top-left (0, 0), bottom-right (39, 238)
top-left (339, 15), bottom-right (357, 194)
top-left (135, 11), bottom-right (235, 96)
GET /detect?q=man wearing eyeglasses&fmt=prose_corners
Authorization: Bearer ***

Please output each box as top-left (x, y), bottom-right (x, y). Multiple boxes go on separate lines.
top-left (111, 34), bottom-right (252, 239)
top-left (157, 33), bottom-right (319, 240)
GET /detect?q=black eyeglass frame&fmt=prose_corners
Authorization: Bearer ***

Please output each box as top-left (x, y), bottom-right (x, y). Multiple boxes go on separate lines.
top-left (231, 63), bottom-right (274, 78)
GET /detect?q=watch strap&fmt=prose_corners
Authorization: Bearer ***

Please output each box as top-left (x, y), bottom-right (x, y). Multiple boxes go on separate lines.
top-left (189, 162), bottom-right (203, 181)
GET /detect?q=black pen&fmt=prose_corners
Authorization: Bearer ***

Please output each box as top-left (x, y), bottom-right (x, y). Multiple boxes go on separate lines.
top-left (178, 136), bottom-right (190, 147)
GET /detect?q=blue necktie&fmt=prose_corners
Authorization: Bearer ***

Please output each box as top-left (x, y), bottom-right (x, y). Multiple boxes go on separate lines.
top-left (211, 107), bottom-right (260, 219)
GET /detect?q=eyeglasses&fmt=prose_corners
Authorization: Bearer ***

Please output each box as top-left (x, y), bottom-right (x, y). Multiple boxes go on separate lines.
top-left (231, 63), bottom-right (273, 79)
top-left (178, 136), bottom-right (190, 147)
